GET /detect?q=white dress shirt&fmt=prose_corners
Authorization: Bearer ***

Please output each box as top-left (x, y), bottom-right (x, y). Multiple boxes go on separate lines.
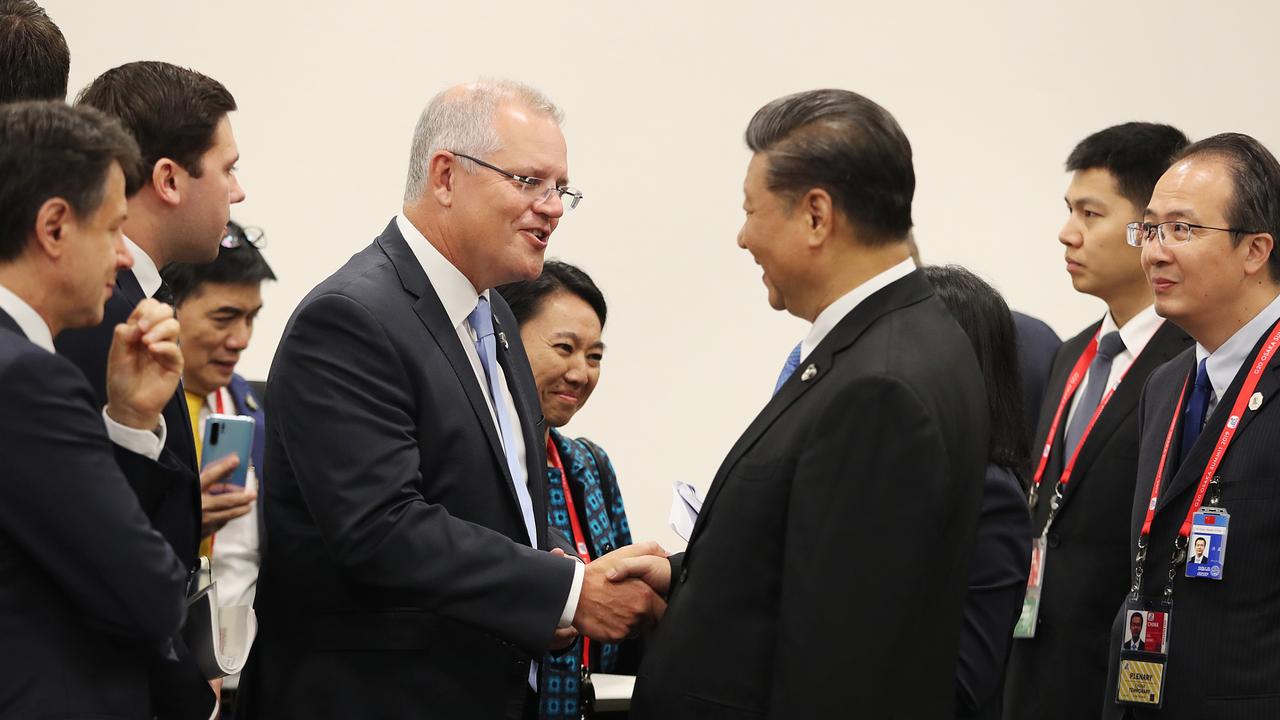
top-left (1194, 291), bottom-right (1280, 418)
top-left (799, 258), bottom-right (916, 362)
top-left (122, 235), bottom-right (163, 298)
top-left (1064, 305), bottom-right (1165, 427)
top-left (395, 214), bottom-right (583, 629)
top-left (0, 281), bottom-right (164, 459)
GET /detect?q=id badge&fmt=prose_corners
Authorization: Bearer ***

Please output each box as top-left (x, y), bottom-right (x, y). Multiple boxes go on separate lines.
top-left (1115, 601), bottom-right (1171, 708)
top-left (1185, 509), bottom-right (1230, 580)
top-left (1013, 536), bottom-right (1047, 639)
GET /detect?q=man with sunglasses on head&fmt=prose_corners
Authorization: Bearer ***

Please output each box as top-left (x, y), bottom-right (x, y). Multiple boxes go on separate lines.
top-left (161, 221), bottom-right (274, 720)
top-left (55, 61), bottom-right (251, 719)
top-left (1102, 134), bottom-right (1280, 719)
top-left (241, 80), bottom-right (665, 720)
top-left (1006, 123), bottom-right (1193, 720)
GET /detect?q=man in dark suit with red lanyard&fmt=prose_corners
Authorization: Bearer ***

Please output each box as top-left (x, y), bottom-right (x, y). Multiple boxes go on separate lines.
top-left (1103, 133), bottom-right (1280, 718)
top-left (241, 80), bottom-right (664, 720)
top-left (1006, 123), bottom-right (1194, 720)
top-left (617, 89), bottom-right (990, 718)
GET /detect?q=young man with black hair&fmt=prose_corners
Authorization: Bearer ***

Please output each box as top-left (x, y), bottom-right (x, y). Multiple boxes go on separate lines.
top-left (0, 100), bottom-right (188, 717)
top-left (1005, 123), bottom-right (1194, 720)
top-left (55, 60), bottom-right (251, 720)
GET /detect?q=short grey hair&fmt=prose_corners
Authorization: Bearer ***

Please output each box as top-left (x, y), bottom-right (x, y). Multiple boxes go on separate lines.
top-left (403, 79), bottom-right (564, 202)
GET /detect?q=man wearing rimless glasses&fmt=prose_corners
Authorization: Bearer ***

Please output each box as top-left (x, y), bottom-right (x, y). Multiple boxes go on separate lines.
top-left (243, 80), bottom-right (664, 720)
top-left (1104, 133), bottom-right (1280, 719)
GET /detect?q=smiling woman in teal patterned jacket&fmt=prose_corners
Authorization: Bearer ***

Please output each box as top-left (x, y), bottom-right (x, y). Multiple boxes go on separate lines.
top-left (498, 260), bottom-right (636, 720)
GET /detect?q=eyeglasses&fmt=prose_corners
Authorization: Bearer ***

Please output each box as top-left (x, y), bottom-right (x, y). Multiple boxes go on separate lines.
top-left (222, 225), bottom-right (266, 250)
top-left (451, 152), bottom-right (583, 210)
top-left (1126, 221), bottom-right (1263, 248)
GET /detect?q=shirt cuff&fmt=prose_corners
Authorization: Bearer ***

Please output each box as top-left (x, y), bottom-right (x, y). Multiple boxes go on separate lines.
top-left (102, 407), bottom-right (167, 461)
top-left (557, 557), bottom-right (585, 628)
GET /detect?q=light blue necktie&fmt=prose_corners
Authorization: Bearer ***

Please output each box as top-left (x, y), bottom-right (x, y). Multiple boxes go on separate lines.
top-left (773, 343), bottom-right (803, 395)
top-left (467, 297), bottom-right (538, 550)
top-left (1063, 331), bottom-right (1125, 459)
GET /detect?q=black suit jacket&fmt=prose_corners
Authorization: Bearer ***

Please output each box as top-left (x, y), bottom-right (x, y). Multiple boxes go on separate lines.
top-left (54, 267), bottom-right (214, 718)
top-left (630, 270), bottom-right (990, 719)
top-left (0, 310), bottom-right (187, 718)
top-left (1103, 325), bottom-right (1280, 719)
top-left (1013, 311), bottom-right (1062, 444)
top-left (1005, 319), bottom-right (1190, 720)
top-left (241, 219), bottom-right (576, 720)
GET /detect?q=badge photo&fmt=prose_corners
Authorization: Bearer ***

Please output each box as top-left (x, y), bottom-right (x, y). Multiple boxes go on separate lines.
top-left (1116, 606), bottom-right (1171, 708)
top-left (1185, 510), bottom-right (1230, 580)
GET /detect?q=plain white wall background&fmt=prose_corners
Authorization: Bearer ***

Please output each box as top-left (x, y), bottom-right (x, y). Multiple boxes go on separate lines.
top-left (43, 0), bottom-right (1280, 550)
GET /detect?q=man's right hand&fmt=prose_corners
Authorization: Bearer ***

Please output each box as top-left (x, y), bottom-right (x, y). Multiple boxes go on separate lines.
top-left (572, 541), bottom-right (668, 642)
top-left (105, 298), bottom-right (183, 430)
top-left (200, 455), bottom-right (256, 537)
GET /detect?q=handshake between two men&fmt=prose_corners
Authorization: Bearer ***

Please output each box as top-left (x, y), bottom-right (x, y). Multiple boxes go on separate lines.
top-left (555, 541), bottom-right (676, 648)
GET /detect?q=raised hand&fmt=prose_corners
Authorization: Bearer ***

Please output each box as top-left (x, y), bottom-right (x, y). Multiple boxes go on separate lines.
top-left (199, 455), bottom-right (256, 537)
top-left (105, 298), bottom-right (183, 430)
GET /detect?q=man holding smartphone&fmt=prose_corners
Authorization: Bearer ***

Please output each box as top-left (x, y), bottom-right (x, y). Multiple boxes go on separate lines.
top-left (161, 220), bottom-right (276, 720)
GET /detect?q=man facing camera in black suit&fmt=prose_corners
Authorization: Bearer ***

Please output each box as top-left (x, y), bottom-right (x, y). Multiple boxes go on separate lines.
top-left (1005, 123), bottom-right (1193, 720)
top-left (1103, 134), bottom-right (1280, 719)
top-left (0, 101), bottom-right (189, 717)
top-left (620, 89), bottom-right (990, 719)
top-left (241, 80), bottom-right (664, 720)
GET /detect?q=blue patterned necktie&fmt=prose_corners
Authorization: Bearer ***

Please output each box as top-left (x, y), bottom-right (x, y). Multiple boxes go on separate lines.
top-left (1063, 331), bottom-right (1125, 459)
top-left (467, 297), bottom-right (537, 549)
top-left (1180, 358), bottom-right (1213, 466)
top-left (773, 343), bottom-right (803, 395)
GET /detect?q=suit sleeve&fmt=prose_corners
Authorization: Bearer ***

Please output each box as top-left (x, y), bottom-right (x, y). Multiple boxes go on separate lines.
top-left (767, 374), bottom-right (977, 719)
top-left (955, 465), bottom-right (1032, 714)
top-left (271, 293), bottom-right (575, 654)
top-left (0, 351), bottom-right (187, 642)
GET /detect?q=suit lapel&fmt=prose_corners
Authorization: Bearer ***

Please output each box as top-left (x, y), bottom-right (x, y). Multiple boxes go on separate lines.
top-left (691, 271), bottom-right (934, 544)
top-left (1055, 322), bottom-right (1193, 513)
top-left (376, 222), bottom-right (526, 526)
top-left (494, 311), bottom-right (548, 548)
top-left (115, 268), bottom-right (146, 308)
top-left (1154, 322), bottom-right (1280, 514)
top-left (0, 308), bottom-right (22, 337)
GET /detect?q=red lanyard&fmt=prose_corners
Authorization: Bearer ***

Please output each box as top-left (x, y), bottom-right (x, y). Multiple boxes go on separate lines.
top-left (1030, 329), bottom-right (1142, 501)
top-left (547, 437), bottom-right (591, 668)
top-left (214, 389), bottom-right (226, 415)
top-left (1140, 320), bottom-right (1280, 542)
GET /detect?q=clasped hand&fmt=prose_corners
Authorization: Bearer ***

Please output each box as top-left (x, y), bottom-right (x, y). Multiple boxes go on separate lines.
top-left (568, 541), bottom-right (673, 644)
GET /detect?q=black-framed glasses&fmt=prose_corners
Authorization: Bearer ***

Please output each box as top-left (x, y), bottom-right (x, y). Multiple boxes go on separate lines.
top-left (451, 152), bottom-right (583, 210)
top-left (222, 225), bottom-right (266, 250)
top-left (1126, 221), bottom-right (1263, 248)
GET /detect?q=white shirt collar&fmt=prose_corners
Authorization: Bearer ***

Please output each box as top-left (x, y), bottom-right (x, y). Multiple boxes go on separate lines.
top-left (123, 235), bottom-right (163, 299)
top-left (1195, 291), bottom-right (1280, 403)
top-left (1098, 303), bottom-right (1163, 358)
top-left (395, 213), bottom-right (488, 330)
top-left (0, 282), bottom-right (54, 352)
top-left (800, 258), bottom-right (916, 360)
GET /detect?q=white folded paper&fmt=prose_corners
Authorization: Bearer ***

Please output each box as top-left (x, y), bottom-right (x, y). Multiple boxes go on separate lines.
top-left (668, 481), bottom-right (703, 542)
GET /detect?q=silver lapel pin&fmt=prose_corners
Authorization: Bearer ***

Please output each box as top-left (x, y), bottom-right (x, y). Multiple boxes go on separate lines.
top-left (1249, 391), bottom-right (1263, 411)
top-left (498, 331), bottom-right (509, 351)
top-left (801, 364), bottom-right (818, 382)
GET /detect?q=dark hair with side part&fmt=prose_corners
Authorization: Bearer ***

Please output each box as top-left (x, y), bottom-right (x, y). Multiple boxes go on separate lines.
top-left (496, 259), bottom-right (608, 329)
top-left (923, 265), bottom-right (1029, 476)
top-left (75, 61), bottom-right (236, 187)
top-left (1066, 122), bottom-right (1189, 210)
top-left (0, 0), bottom-right (69, 102)
top-left (745, 88), bottom-right (915, 244)
top-left (0, 101), bottom-right (141, 262)
top-left (161, 221), bottom-right (277, 306)
top-left (1173, 132), bottom-right (1280, 281)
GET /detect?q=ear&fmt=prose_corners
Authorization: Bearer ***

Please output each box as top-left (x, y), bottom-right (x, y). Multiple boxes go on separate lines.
top-left (149, 158), bottom-right (183, 208)
top-left (1242, 231), bottom-right (1275, 279)
top-left (799, 188), bottom-right (834, 249)
top-left (429, 151), bottom-right (457, 208)
top-left (31, 197), bottom-right (74, 260)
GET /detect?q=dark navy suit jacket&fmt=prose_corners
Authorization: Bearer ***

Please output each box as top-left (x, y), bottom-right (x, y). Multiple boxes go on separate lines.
top-left (0, 309), bottom-right (187, 718)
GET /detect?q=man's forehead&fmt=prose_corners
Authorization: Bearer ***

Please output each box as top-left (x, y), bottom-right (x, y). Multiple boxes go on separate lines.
top-left (1147, 158), bottom-right (1232, 218)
